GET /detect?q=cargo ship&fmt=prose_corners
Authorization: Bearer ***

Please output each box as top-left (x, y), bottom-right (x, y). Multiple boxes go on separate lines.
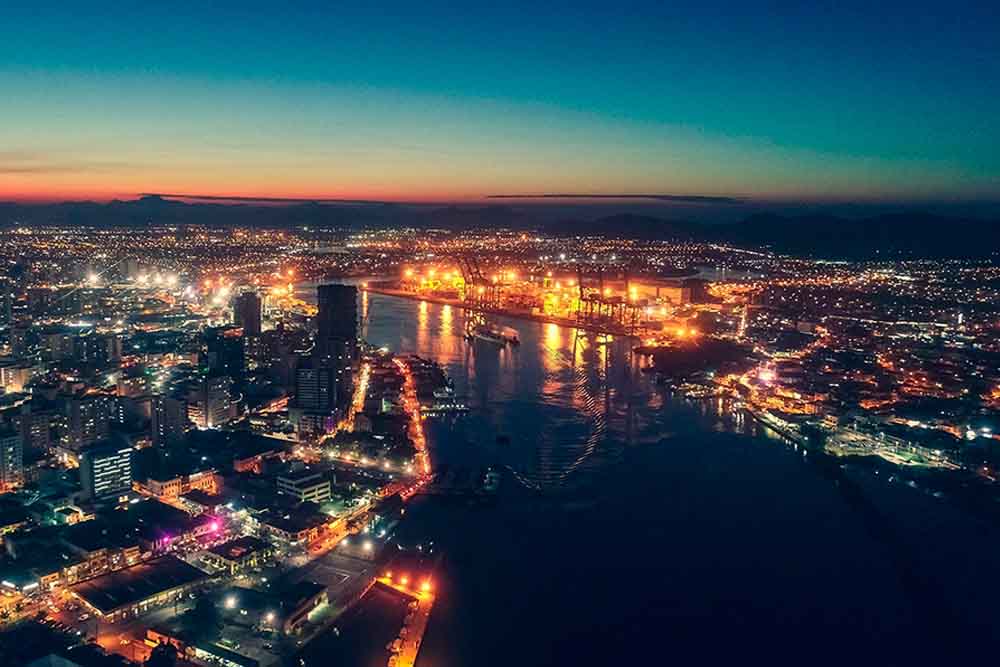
top-left (465, 322), bottom-right (519, 346)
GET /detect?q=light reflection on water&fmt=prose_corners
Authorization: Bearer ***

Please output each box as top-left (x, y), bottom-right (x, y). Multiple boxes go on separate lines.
top-left (360, 293), bottom-right (750, 491)
top-left (302, 291), bottom-right (1000, 666)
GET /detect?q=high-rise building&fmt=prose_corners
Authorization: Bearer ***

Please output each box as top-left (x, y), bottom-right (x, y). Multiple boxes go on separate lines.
top-left (63, 392), bottom-right (112, 450)
top-left (290, 356), bottom-right (339, 440)
top-left (152, 394), bottom-right (189, 448)
top-left (28, 405), bottom-right (57, 452)
top-left (117, 371), bottom-right (149, 398)
top-left (0, 358), bottom-right (36, 393)
top-left (41, 328), bottom-right (76, 362)
top-left (0, 427), bottom-right (24, 490)
top-left (186, 373), bottom-right (234, 429)
top-left (0, 281), bottom-right (12, 326)
top-left (204, 328), bottom-right (246, 380)
top-left (233, 292), bottom-right (263, 337)
top-left (80, 440), bottom-right (133, 501)
top-left (314, 284), bottom-right (357, 408)
top-left (0, 393), bottom-right (31, 455)
top-left (74, 331), bottom-right (123, 367)
top-left (294, 358), bottom-right (338, 413)
top-left (315, 284), bottom-right (358, 362)
top-left (10, 325), bottom-right (30, 358)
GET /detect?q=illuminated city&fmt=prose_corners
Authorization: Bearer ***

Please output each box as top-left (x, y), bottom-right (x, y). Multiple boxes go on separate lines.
top-left (3, 3), bottom-right (1000, 667)
top-left (0, 218), bottom-right (998, 665)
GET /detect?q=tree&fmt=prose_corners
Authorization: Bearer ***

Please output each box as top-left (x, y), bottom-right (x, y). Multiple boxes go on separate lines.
top-left (146, 643), bottom-right (178, 667)
top-left (179, 596), bottom-right (221, 644)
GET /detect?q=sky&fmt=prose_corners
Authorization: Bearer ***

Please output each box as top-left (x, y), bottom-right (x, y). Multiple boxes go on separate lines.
top-left (1, 1), bottom-right (999, 204)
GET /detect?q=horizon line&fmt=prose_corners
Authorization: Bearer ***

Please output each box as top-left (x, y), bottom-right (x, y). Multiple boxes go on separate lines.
top-left (487, 193), bottom-right (744, 204)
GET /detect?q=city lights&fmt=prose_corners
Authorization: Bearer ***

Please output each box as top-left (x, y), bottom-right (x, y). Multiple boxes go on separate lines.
top-left (1, 194), bottom-right (996, 665)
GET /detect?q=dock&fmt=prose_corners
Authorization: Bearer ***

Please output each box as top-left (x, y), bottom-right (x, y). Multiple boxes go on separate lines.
top-left (377, 577), bottom-right (435, 667)
top-left (365, 284), bottom-right (640, 337)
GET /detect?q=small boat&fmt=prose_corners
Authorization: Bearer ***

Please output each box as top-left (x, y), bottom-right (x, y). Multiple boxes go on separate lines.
top-left (482, 467), bottom-right (501, 493)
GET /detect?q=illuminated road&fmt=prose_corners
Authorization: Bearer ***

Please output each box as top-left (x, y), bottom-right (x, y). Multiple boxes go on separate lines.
top-left (393, 357), bottom-right (431, 477)
top-left (337, 361), bottom-right (371, 432)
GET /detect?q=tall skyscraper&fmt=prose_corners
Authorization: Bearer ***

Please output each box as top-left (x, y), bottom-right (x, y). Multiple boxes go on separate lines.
top-left (80, 440), bottom-right (133, 501)
top-left (314, 284), bottom-right (357, 408)
top-left (0, 427), bottom-right (24, 490)
top-left (315, 284), bottom-right (358, 361)
top-left (233, 291), bottom-right (263, 336)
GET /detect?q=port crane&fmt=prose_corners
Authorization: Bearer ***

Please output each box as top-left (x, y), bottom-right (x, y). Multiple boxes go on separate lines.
top-left (574, 264), bottom-right (642, 335)
top-left (453, 255), bottom-right (502, 311)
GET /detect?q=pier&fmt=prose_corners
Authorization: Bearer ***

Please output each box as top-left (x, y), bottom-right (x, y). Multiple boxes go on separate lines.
top-left (377, 577), bottom-right (435, 667)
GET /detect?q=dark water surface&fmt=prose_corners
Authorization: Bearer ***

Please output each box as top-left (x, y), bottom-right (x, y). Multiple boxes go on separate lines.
top-left (312, 292), bottom-right (1000, 665)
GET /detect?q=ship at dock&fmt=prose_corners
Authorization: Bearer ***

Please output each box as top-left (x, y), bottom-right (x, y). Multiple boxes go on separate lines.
top-left (464, 315), bottom-right (520, 346)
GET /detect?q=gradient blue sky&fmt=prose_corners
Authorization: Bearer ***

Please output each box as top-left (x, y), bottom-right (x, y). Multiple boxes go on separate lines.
top-left (2, 0), bottom-right (998, 202)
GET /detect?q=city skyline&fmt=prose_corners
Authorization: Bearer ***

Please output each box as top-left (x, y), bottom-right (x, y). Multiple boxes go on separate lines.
top-left (3, 1), bottom-right (999, 204)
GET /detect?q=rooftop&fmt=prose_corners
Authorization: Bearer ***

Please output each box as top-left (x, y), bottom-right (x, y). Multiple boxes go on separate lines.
top-left (259, 506), bottom-right (329, 534)
top-left (61, 520), bottom-right (137, 553)
top-left (208, 536), bottom-right (270, 562)
top-left (70, 555), bottom-right (207, 614)
top-left (179, 488), bottom-right (223, 507)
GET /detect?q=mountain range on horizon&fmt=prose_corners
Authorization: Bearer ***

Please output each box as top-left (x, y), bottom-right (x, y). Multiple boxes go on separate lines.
top-left (1, 195), bottom-right (998, 259)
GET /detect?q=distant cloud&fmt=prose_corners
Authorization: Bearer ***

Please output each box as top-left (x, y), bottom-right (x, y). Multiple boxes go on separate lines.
top-left (487, 193), bottom-right (743, 204)
top-left (0, 166), bottom-right (77, 174)
top-left (0, 151), bottom-right (140, 175)
top-left (141, 193), bottom-right (398, 205)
